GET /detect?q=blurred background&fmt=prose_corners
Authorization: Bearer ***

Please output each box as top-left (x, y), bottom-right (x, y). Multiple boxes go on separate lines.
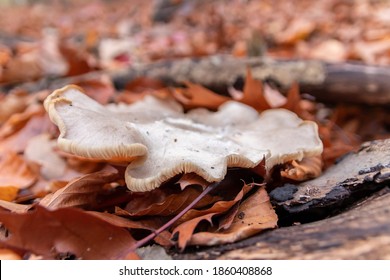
top-left (1, 0), bottom-right (389, 84)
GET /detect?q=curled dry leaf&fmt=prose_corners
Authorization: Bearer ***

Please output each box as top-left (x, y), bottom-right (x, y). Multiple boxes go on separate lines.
top-left (281, 155), bottom-right (323, 181)
top-left (172, 186), bottom-right (276, 249)
top-left (174, 183), bottom-right (255, 226)
top-left (39, 168), bottom-right (120, 210)
top-left (172, 82), bottom-right (230, 110)
top-left (176, 173), bottom-right (209, 190)
top-left (0, 113), bottom-right (53, 156)
top-left (125, 185), bottom-right (219, 217)
top-left (0, 205), bottom-right (137, 260)
top-left (44, 85), bottom-right (322, 192)
top-left (189, 186), bottom-right (278, 247)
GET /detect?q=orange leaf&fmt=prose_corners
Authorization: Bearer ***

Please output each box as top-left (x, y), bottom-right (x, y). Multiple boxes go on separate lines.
top-left (172, 82), bottom-right (230, 110)
top-left (0, 186), bottom-right (19, 202)
top-left (174, 183), bottom-right (255, 226)
top-left (0, 206), bottom-right (137, 260)
top-left (240, 68), bottom-right (271, 111)
top-left (0, 152), bottom-right (37, 189)
top-left (281, 155), bottom-right (323, 181)
top-left (125, 185), bottom-right (219, 217)
top-left (172, 213), bottom-right (215, 250)
top-left (189, 187), bottom-right (278, 247)
top-left (281, 82), bottom-right (303, 116)
top-left (39, 169), bottom-right (120, 210)
top-left (176, 173), bottom-right (209, 190)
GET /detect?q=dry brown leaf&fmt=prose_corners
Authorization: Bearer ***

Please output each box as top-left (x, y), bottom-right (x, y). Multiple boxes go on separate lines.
top-left (0, 200), bottom-right (32, 213)
top-left (176, 173), bottom-right (209, 190)
top-left (239, 68), bottom-right (271, 111)
top-left (188, 186), bottom-right (278, 247)
top-left (172, 82), bottom-right (230, 110)
top-left (88, 211), bottom-right (172, 247)
top-left (0, 152), bottom-right (37, 189)
top-left (173, 213), bottom-right (215, 250)
top-left (0, 114), bottom-right (53, 156)
top-left (0, 90), bottom-right (32, 124)
top-left (281, 82), bottom-right (303, 117)
top-left (0, 103), bottom-right (45, 139)
top-left (174, 183), bottom-right (255, 226)
top-left (0, 205), bottom-right (137, 260)
top-left (72, 75), bottom-right (115, 104)
top-left (125, 185), bottom-right (219, 217)
top-left (281, 155), bottom-right (323, 181)
top-left (39, 168), bottom-right (120, 210)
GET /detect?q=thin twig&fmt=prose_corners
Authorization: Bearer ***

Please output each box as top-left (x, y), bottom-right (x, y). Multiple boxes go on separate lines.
top-left (127, 181), bottom-right (220, 254)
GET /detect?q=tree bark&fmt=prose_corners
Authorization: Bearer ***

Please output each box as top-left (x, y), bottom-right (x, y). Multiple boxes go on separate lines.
top-left (270, 139), bottom-right (390, 225)
top-left (174, 187), bottom-right (390, 260)
top-left (173, 139), bottom-right (390, 260)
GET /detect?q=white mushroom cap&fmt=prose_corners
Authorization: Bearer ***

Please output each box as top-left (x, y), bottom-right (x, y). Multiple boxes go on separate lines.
top-left (45, 85), bottom-right (323, 192)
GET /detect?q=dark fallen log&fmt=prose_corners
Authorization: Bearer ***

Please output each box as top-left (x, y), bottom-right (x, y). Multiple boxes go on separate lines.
top-left (3, 56), bottom-right (390, 106)
top-left (174, 187), bottom-right (390, 260)
top-left (270, 138), bottom-right (390, 226)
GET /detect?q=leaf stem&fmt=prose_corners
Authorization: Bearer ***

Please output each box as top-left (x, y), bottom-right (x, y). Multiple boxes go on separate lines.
top-left (129, 181), bottom-right (220, 252)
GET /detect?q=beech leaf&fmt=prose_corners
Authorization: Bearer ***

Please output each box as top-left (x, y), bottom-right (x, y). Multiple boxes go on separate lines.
top-left (39, 168), bottom-right (120, 210)
top-left (0, 205), bottom-right (137, 260)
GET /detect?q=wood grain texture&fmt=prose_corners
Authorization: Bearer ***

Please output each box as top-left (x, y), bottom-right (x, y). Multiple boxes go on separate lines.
top-left (270, 139), bottom-right (390, 225)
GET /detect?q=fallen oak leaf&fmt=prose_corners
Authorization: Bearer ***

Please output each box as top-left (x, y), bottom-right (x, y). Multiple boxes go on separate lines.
top-left (172, 213), bottom-right (215, 250)
top-left (127, 181), bottom-right (222, 253)
top-left (0, 205), bottom-right (137, 260)
top-left (188, 186), bottom-right (278, 247)
top-left (172, 82), bottom-right (230, 110)
top-left (39, 168), bottom-right (121, 210)
top-left (174, 183), bottom-right (255, 226)
top-left (239, 67), bottom-right (272, 111)
top-left (125, 185), bottom-right (219, 217)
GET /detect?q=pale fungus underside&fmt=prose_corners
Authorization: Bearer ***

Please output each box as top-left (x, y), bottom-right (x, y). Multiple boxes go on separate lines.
top-left (44, 85), bottom-right (323, 192)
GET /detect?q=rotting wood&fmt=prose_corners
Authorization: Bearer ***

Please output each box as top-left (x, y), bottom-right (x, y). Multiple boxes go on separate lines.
top-left (3, 56), bottom-right (390, 106)
top-left (172, 139), bottom-right (390, 260)
top-left (270, 138), bottom-right (390, 225)
top-left (173, 187), bottom-right (390, 260)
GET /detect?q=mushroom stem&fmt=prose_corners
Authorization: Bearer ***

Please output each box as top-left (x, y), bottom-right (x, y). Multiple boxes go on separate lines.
top-left (129, 181), bottom-right (221, 253)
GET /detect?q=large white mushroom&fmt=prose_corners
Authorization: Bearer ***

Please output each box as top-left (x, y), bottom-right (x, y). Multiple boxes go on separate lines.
top-left (44, 85), bottom-right (323, 192)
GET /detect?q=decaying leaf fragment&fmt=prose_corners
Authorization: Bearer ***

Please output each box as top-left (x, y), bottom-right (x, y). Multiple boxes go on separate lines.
top-left (44, 85), bottom-right (323, 192)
